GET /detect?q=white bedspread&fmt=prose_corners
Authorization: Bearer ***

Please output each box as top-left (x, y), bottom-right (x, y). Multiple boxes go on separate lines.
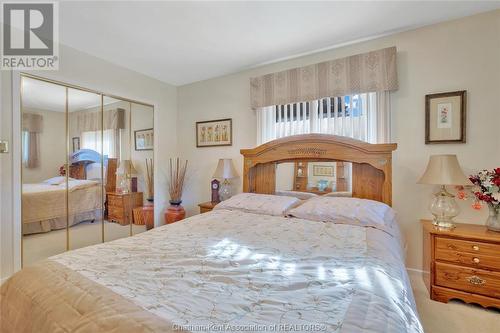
top-left (23, 179), bottom-right (102, 225)
top-left (52, 209), bottom-right (422, 333)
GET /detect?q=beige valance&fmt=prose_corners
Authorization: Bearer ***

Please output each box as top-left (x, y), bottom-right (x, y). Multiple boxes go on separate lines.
top-left (22, 113), bottom-right (43, 133)
top-left (250, 47), bottom-right (398, 109)
top-left (71, 108), bottom-right (125, 132)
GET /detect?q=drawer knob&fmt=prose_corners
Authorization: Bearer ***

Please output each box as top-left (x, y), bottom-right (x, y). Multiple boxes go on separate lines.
top-left (472, 245), bottom-right (480, 251)
top-left (472, 257), bottom-right (480, 264)
top-left (466, 275), bottom-right (485, 286)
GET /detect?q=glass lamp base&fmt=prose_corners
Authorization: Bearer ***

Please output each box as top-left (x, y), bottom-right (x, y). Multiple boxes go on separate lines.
top-left (432, 218), bottom-right (456, 229)
top-left (219, 180), bottom-right (232, 201)
top-left (430, 186), bottom-right (459, 229)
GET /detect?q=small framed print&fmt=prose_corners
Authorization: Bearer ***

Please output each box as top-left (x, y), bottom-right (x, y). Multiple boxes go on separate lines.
top-left (196, 118), bottom-right (232, 147)
top-left (312, 165), bottom-right (334, 177)
top-left (72, 137), bottom-right (80, 152)
top-left (135, 128), bottom-right (154, 151)
top-left (425, 91), bottom-right (466, 144)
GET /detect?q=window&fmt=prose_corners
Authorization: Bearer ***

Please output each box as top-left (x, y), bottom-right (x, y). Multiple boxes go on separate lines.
top-left (257, 91), bottom-right (390, 144)
top-left (81, 129), bottom-right (120, 159)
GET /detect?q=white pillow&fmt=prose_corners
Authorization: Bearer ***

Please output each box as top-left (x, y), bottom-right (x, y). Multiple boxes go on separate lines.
top-left (323, 191), bottom-right (353, 198)
top-left (213, 193), bottom-right (301, 217)
top-left (43, 176), bottom-right (73, 185)
top-left (287, 196), bottom-right (399, 237)
top-left (275, 190), bottom-right (318, 200)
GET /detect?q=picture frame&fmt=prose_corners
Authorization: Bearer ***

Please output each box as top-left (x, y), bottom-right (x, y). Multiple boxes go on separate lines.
top-left (312, 165), bottom-right (334, 177)
top-left (72, 137), bottom-right (80, 152)
top-left (425, 91), bottom-right (466, 144)
top-left (135, 128), bottom-right (154, 151)
top-left (196, 118), bottom-right (232, 147)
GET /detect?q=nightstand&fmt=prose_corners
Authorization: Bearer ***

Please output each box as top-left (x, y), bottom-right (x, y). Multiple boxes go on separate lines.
top-left (107, 192), bottom-right (143, 225)
top-left (422, 219), bottom-right (500, 308)
top-left (198, 201), bottom-right (218, 214)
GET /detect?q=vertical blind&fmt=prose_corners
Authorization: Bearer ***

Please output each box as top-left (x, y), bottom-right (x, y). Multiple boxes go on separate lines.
top-left (257, 91), bottom-right (390, 145)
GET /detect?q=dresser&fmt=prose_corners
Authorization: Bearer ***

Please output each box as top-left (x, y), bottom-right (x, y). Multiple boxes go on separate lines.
top-left (422, 220), bottom-right (500, 308)
top-left (107, 192), bottom-right (143, 225)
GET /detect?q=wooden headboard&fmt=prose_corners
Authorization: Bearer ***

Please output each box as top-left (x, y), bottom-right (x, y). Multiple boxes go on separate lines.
top-left (240, 134), bottom-right (397, 206)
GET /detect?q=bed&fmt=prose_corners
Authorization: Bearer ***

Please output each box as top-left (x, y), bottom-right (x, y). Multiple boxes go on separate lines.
top-left (2, 134), bottom-right (423, 332)
top-left (22, 149), bottom-right (117, 235)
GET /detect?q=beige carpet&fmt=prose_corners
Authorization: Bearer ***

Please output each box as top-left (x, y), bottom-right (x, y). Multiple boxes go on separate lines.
top-left (23, 220), bottom-right (146, 266)
top-left (409, 270), bottom-right (500, 332)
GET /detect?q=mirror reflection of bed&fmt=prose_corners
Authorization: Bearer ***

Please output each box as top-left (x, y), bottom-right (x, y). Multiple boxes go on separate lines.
top-left (21, 76), bottom-right (154, 267)
top-left (275, 160), bottom-right (352, 197)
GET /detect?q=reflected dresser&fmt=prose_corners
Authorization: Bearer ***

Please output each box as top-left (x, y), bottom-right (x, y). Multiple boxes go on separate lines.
top-left (107, 192), bottom-right (143, 226)
top-left (422, 220), bottom-right (500, 308)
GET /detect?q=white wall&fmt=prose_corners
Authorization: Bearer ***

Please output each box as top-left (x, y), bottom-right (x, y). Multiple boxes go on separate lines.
top-left (177, 10), bottom-right (500, 270)
top-left (1, 44), bottom-right (177, 280)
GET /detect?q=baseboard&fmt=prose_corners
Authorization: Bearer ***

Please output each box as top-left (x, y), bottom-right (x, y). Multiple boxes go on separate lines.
top-left (1, 276), bottom-right (10, 285)
top-left (406, 267), bottom-right (428, 275)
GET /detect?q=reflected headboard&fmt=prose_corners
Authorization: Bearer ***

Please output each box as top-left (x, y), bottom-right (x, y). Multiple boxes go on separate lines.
top-left (240, 134), bottom-right (397, 206)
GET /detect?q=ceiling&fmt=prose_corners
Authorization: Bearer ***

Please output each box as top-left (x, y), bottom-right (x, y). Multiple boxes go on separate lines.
top-left (58, 1), bottom-right (500, 86)
top-left (22, 77), bottom-right (121, 112)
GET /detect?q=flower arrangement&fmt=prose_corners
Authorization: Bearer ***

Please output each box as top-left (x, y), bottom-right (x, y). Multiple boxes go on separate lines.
top-left (462, 168), bottom-right (500, 232)
top-left (167, 158), bottom-right (188, 204)
top-left (468, 168), bottom-right (500, 208)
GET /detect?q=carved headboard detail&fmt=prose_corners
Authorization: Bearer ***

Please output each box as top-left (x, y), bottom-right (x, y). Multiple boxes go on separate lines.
top-left (240, 134), bottom-right (397, 206)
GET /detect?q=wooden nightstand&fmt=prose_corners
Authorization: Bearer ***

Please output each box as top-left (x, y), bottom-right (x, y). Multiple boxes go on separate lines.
top-left (422, 219), bottom-right (500, 308)
top-left (107, 192), bottom-right (143, 225)
top-left (198, 201), bottom-right (218, 214)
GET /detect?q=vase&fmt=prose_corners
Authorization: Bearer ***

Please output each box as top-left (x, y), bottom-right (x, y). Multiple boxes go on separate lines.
top-left (165, 200), bottom-right (185, 224)
top-left (486, 204), bottom-right (500, 232)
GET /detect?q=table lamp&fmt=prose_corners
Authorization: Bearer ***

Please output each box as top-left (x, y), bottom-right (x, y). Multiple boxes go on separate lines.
top-left (417, 154), bottom-right (470, 229)
top-left (116, 160), bottom-right (138, 193)
top-left (213, 159), bottom-right (238, 201)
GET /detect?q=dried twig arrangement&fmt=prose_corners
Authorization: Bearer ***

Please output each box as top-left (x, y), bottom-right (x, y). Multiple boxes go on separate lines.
top-left (167, 158), bottom-right (188, 203)
top-left (145, 158), bottom-right (154, 200)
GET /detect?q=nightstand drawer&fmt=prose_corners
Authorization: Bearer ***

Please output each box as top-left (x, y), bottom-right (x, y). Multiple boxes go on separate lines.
top-left (435, 262), bottom-right (500, 299)
top-left (435, 248), bottom-right (500, 271)
top-left (436, 237), bottom-right (499, 256)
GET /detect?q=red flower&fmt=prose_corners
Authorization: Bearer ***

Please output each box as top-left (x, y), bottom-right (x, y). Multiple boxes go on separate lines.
top-left (495, 168), bottom-right (500, 175)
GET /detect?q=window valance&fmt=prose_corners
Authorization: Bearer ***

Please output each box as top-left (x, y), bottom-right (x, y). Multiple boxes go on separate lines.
top-left (22, 113), bottom-right (43, 133)
top-left (71, 108), bottom-right (126, 133)
top-left (250, 47), bottom-right (398, 109)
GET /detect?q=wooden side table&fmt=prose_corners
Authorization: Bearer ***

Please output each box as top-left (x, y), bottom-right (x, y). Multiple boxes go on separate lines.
top-left (422, 219), bottom-right (500, 308)
top-left (107, 192), bottom-right (143, 225)
top-left (198, 201), bottom-right (218, 214)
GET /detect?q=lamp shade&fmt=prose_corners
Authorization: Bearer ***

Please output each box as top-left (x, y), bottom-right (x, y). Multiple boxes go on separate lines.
top-left (417, 154), bottom-right (470, 186)
top-left (212, 159), bottom-right (238, 180)
top-left (116, 160), bottom-right (137, 175)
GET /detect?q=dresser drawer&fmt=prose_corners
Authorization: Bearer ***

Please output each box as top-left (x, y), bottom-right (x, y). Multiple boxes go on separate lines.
top-left (435, 262), bottom-right (500, 299)
top-left (436, 237), bottom-right (499, 256)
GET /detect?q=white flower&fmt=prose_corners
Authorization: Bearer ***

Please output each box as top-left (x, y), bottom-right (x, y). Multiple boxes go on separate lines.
top-left (493, 192), bottom-right (500, 202)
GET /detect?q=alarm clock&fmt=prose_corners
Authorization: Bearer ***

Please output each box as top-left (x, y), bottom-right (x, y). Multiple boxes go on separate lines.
top-left (211, 179), bottom-right (220, 203)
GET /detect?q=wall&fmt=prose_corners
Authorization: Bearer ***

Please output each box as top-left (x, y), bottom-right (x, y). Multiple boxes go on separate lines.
top-left (1, 44), bottom-right (177, 280)
top-left (177, 10), bottom-right (500, 270)
top-left (22, 108), bottom-right (66, 183)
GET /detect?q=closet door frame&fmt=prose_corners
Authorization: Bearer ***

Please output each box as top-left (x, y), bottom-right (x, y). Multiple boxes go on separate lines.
top-left (17, 72), bottom-right (155, 269)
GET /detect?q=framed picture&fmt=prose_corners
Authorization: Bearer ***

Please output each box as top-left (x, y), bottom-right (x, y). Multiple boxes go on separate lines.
top-left (135, 128), bottom-right (154, 151)
top-left (196, 118), bottom-right (232, 147)
top-left (312, 165), bottom-right (334, 177)
top-left (72, 137), bottom-right (80, 152)
top-left (425, 91), bottom-right (466, 144)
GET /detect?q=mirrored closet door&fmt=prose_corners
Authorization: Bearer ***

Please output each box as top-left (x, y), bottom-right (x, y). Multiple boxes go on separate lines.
top-left (21, 75), bottom-right (154, 267)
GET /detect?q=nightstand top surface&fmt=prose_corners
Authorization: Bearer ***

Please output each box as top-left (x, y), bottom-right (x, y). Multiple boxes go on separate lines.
top-left (107, 191), bottom-right (143, 196)
top-left (198, 201), bottom-right (218, 209)
top-left (421, 219), bottom-right (500, 243)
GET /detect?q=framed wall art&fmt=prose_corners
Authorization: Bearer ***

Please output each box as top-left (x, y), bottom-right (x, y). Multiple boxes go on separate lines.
top-left (196, 118), bottom-right (232, 147)
top-left (425, 91), bottom-right (466, 144)
top-left (135, 128), bottom-right (154, 151)
top-left (312, 165), bottom-right (334, 177)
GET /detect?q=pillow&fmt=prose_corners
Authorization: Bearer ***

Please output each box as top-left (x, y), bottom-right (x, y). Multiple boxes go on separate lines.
top-left (44, 176), bottom-right (70, 185)
top-left (287, 196), bottom-right (399, 237)
top-left (275, 190), bottom-right (318, 200)
top-left (323, 191), bottom-right (353, 198)
top-left (213, 193), bottom-right (301, 216)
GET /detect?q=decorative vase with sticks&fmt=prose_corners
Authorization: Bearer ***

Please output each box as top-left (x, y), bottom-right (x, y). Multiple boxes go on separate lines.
top-left (165, 158), bottom-right (188, 224)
